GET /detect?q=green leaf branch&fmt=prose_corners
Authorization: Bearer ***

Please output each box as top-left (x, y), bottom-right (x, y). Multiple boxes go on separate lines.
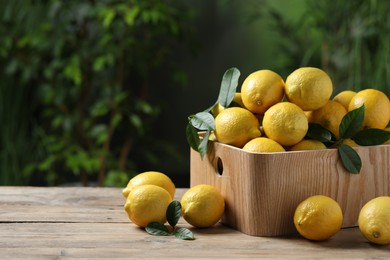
top-left (186, 67), bottom-right (241, 159)
top-left (307, 104), bottom-right (390, 174)
top-left (145, 200), bottom-right (194, 240)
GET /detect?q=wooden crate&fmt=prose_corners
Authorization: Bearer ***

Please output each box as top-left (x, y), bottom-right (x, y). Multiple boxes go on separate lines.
top-left (190, 142), bottom-right (390, 237)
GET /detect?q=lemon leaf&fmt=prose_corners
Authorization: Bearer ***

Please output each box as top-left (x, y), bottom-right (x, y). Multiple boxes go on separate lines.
top-left (338, 144), bottom-right (361, 174)
top-left (167, 200), bottom-right (181, 227)
top-left (307, 123), bottom-right (333, 143)
top-left (174, 228), bottom-right (195, 240)
top-left (218, 67), bottom-right (240, 108)
top-left (145, 222), bottom-right (171, 236)
top-left (189, 112), bottom-right (215, 131)
top-left (186, 123), bottom-right (200, 152)
top-left (198, 130), bottom-right (211, 159)
top-left (339, 105), bottom-right (365, 139)
top-left (353, 128), bottom-right (390, 146)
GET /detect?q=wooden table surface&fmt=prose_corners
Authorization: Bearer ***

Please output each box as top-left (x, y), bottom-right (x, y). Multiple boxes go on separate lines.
top-left (0, 187), bottom-right (389, 259)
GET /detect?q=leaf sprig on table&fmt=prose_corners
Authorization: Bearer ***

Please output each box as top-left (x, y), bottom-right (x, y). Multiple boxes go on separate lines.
top-left (145, 200), bottom-right (195, 240)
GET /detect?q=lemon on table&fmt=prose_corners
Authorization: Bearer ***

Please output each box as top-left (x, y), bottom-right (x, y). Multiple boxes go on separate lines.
top-left (242, 137), bottom-right (285, 153)
top-left (358, 196), bottom-right (390, 245)
top-left (214, 107), bottom-right (261, 148)
top-left (181, 184), bottom-right (225, 228)
top-left (306, 100), bottom-right (347, 139)
top-left (240, 69), bottom-right (285, 114)
top-left (122, 171), bottom-right (176, 199)
top-left (294, 195), bottom-right (343, 241)
top-left (333, 90), bottom-right (356, 110)
top-left (348, 89), bottom-right (390, 129)
top-left (124, 184), bottom-right (172, 227)
top-left (289, 139), bottom-right (327, 151)
top-left (285, 67), bottom-right (333, 111)
top-left (262, 102), bottom-right (308, 146)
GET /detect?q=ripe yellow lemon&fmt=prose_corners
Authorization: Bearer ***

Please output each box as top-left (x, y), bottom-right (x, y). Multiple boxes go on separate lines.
top-left (289, 139), bottom-right (327, 151)
top-left (348, 89), bottom-right (390, 129)
top-left (306, 100), bottom-right (347, 139)
top-left (122, 171), bottom-right (176, 199)
top-left (181, 184), bottom-right (225, 228)
top-left (358, 196), bottom-right (390, 245)
top-left (241, 70), bottom-right (285, 114)
top-left (263, 102), bottom-right (308, 146)
top-left (242, 137), bottom-right (285, 153)
top-left (124, 184), bottom-right (172, 227)
top-left (333, 90), bottom-right (356, 110)
top-left (294, 195), bottom-right (343, 241)
top-left (285, 67), bottom-right (333, 111)
top-left (214, 107), bottom-right (261, 148)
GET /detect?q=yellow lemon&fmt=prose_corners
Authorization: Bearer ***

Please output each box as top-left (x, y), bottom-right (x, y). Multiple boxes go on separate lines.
top-left (122, 171), bottom-right (176, 199)
top-left (263, 102), bottom-right (308, 146)
top-left (333, 90), bottom-right (356, 110)
top-left (124, 184), bottom-right (172, 227)
top-left (306, 100), bottom-right (347, 139)
top-left (242, 137), bottom-right (285, 153)
top-left (348, 89), bottom-right (390, 129)
top-left (214, 107), bottom-right (261, 148)
top-left (358, 196), bottom-right (390, 245)
top-left (294, 195), bottom-right (343, 241)
top-left (289, 139), bottom-right (327, 151)
top-left (241, 70), bottom-right (285, 114)
top-left (181, 184), bottom-right (225, 228)
top-left (285, 67), bottom-right (333, 111)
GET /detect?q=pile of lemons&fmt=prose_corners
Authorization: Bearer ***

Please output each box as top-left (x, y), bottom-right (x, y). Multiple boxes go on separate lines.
top-left (122, 171), bottom-right (225, 229)
top-left (213, 67), bottom-right (390, 152)
top-left (294, 194), bottom-right (390, 245)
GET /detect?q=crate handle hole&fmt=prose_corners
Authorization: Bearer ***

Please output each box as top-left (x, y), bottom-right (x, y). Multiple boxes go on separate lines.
top-left (216, 157), bottom-right (223, 176)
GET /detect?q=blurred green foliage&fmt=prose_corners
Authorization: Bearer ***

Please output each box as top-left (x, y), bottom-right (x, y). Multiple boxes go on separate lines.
top-left (261, 0), bottom-right (390, 96)
top-left (0, 0), bottom-right (196, 186)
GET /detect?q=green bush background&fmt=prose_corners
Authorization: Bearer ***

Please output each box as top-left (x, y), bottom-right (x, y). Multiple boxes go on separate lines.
top-left (1, 0), bottom-right (389, 187)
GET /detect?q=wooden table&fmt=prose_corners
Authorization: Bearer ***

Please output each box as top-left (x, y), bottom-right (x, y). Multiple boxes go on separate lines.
top-left (0, 187), bottom-right (389, 259)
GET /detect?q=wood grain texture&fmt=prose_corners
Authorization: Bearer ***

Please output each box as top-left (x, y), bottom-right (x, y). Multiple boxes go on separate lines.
top-left (0, 187), bottom-right (389, 259)
top-left (191, 142), bottom-right (390, 236)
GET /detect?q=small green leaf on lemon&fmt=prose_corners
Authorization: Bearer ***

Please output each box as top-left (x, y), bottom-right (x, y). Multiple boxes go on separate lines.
top-left (353, 128), bottom-right (390, 146)
top-left (189, 112), bottom-right (215, 131)
top-left (338, 144), bottom-right (361, 174)
top-left (339, 105), bottom-right (365, 139)
top-left (307, 123), bottom-right (333, 143)
top-left (218, 67), bottom-right (240, 108)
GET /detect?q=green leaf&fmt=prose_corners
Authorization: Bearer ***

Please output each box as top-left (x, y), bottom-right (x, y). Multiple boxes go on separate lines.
top-left (353, 128), bottom-right (390, 146)
top-left (218, 67), bottom-right (240, 108)
top-left (174, 228), bottom-right (195, 240)
top-left (166, 200), bottom-right (181, 227)
top-left (198, 130), bottom-right (210, 159)
top-left (306, 123), bottom-right (333, 143)
top-left (186, 123), bottom-right (200, 152)
top-left (145, 222), bottom-right (171, 236)
top-left (338, 144), bottom-right (361, 174)
top-left (189, 112), bottom-right (215, 131)
top-left (339, 105), bottom-right (365, 139)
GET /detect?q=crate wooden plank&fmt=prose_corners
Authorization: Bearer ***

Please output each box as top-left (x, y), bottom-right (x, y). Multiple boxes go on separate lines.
top-left (191, 142), bottom-right (390, 236)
